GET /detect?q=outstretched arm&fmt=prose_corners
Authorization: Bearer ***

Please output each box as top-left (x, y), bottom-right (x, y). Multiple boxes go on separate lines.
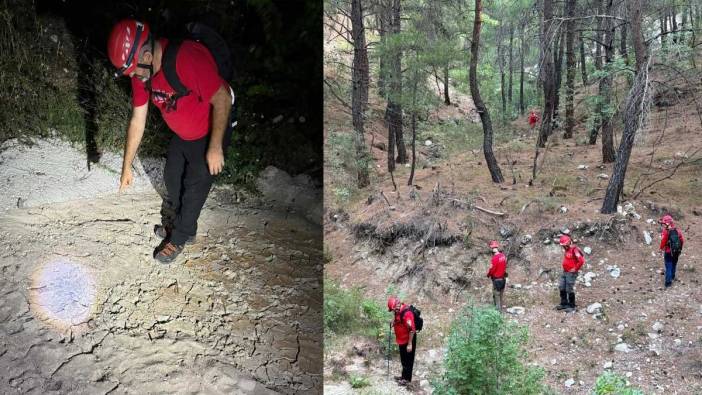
top-left (207, 84), bottom-right (232, 175)
top-left (120, 103), bottom-right (148, 192)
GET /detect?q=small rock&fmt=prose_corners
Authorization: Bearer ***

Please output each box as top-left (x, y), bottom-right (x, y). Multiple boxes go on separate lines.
top-left (425, 140), bottom-right (433, 146)
top-left (561, 227), bottom-right (571, 234)
top-left (626, 372), bottom-right (633, 378)
top-left (521, 234), bottom-right (532, 244)
top-left (674, 339), bottom-right (682, 346)
top-left (607, 265), bottom-right (621, 278)
top-left (189, 252), bottom-right (203, 259)
top-left (615, 343), bottom-right (632, 353)
top-left (577, 165), bottom-right (588, 170)
top-left (512, 284), bottom-right (522, 289)
top-left (156, 315), bottom-right (171, 323)
top-left (272, 115), bottom-right (284, 123)
top-left (298, 116), bottom-right (306, 123)
top-left (648, 333), bottom-right (659, 339)
top-left (597, 173), bottom-right (609, 179)
top-left (648, 343), bottom-right (662, 356)
top-left (644, 231), bottom-right (652, 245)
top-left (617, 324), bottom-right (625, 331)
top-left (50, 34), bottom-right (58, 43)
top-left (604, 361), bottom-right (613, 369)
top-left (565, 378), bottom-right (575, 387)
top-left (652, 321), bottom-right (664, 332)
top-left (583, 272), bottom-right (597, 283)
top-left (586, 303), bottom-right (603, 314)
top-left (583, 246), bottom-right (592, 255)
top-left (543, 238), bottom-right (551, 245)
top-left (559, 206), bottom-right (568, 214)
top-left (506, 306), bottom-right (525, 315)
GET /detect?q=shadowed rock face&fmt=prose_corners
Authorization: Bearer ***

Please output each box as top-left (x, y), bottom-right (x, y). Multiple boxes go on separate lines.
top-left (0, 190), bottom-right (322, 394)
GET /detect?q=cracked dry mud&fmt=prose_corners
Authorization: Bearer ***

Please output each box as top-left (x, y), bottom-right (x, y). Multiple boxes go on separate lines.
top-left (0, 190), bottom-right (322, 394)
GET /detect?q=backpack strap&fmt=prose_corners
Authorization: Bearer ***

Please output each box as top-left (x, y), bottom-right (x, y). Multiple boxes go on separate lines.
top-left (161, 40), bottom-right (191, 111)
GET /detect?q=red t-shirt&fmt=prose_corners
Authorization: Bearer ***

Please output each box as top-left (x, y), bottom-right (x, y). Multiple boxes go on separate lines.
top-left (393, 304), bottom-right (415, 345)
top-left (660, 227), bottom-right (684, 253)
top-left (487, 252), bottom-right (507, 279)
top-left (131, 39), bottom-right (226, 140)
top-left (562, 246), bottom-right (585, 272)
top-left (528, 112), bottom-right (539, 125)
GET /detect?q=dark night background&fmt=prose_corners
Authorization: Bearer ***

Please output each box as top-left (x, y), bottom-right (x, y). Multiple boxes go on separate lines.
top-left (2, 0), bottom-right (322, 184)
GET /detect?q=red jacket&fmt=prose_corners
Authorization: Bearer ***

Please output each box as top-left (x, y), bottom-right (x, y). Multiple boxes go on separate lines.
top-left (528, 112), bottom-right (539, 125)
top-left (487, 252), bottom-right (507, 279)
top-left (562, 246), bottom-right (585, 272)
top-left (660, 227), bottom-right (684, 253)
top-left (393, 304), bottom-right (416, 345)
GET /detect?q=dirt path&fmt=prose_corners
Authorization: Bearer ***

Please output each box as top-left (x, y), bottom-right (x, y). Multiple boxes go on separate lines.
top-left (0, 138), bottom-right (322, 394)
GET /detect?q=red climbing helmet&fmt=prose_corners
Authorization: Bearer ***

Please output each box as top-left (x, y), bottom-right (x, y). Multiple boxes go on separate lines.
top-left (387, 296), bottom-right (400, 311)
top-left (489, 240), bottom-right (500, 249)
top-left (659, 214), bottom-right (674, 226)
top-left (107, 19), bottom-right (151, 76)
top-left (559, 235), bottom-right (572, 246)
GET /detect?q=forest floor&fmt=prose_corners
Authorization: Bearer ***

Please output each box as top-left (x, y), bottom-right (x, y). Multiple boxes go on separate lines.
top-left (323, 66), bottom-right (702, 394)
top-left (0, 139), bottom-right (323, 394)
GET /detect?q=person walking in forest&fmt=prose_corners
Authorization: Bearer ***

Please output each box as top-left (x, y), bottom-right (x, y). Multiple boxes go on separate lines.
top-left (528, 109), bottom-right (540, 130)
top-left (387, 297), bottom-right (418, 387)
top-left (659, 214), bottom-right (684, 288)
top-left (486, 240), bottom-right (507, 312)
top-left (556, 235), bottom-right (585, 312)
top-left (107, 19), bottom-right (235, 263)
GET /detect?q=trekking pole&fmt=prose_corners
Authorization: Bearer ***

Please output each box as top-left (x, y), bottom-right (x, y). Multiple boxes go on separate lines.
top-left (387, 323), bottom-right (392, 379)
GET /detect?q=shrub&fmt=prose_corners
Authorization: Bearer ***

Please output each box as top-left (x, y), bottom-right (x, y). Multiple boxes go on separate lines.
top-left (433, 305), bottom-right (547, 395)
top-left (593, 372), bottom-right (644, 395)
top-left (324, 278), bottom-right (387, 341)
top-left (349, 374), bottom-right (371, 389)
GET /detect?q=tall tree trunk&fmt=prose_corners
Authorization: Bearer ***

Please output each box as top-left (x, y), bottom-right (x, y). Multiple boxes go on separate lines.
top-left (537, 0), bottom-right (556, 148)
top-left (443, 63), bottom-right (450, 105)
top-left (660, 14), bottom-right (668, 49)
top-left (520, 22), bottom-right (526, 115)
top-left (508, 25), bottom-right (514, 108)
top-left (564, 0), bottom-right (576, 139)
top-left (408, 53), bottom-right (419, 186)
top-left (620, 19), bottom-right (628, 64)
top-left (498, 38), bottom-right (506, 123)
top-left (351, 0), bottom-right (370, 187)
top-left (589, 0), bottom-right (604, 145)
top-left (579, 30), bottom-right (588, 85)
top-left (386, 0), bottom-right (406, 169)
top-left (601, 0), bottom-right (616, 163)
top-left (601, 0), bottom-right (649, 213)
top-left (377, 7), bottom-right (388, 98)
top-left (553, 26), bottom-right (565, 124)
top-left (470, 0), bottom-right (504, 183)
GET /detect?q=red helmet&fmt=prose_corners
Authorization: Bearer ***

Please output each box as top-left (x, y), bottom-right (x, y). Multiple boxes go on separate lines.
top-left (107, 19), bottom-right (151, 76)
top-left (659, 214), bottom-right (674, 225)
top-left (559, 235), bottom-right (572, 246)
top-left (489, 240), bottom-right (499, 249)
top-left (387, 296), bottom-right (399, 311)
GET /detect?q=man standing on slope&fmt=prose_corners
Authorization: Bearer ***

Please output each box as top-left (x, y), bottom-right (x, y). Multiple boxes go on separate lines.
top-left (528, 109), bottom-right (540, 130)
top-left (486, 240), bottom-right (507, 312)
top-left (388, 297), bottom-right (417, 387)
top-left (107, 19), bottom-right (234, 263)
top-left (556, 235), bottom-right (585, 312)
top-left (659, 214), bottom-right (684, 288)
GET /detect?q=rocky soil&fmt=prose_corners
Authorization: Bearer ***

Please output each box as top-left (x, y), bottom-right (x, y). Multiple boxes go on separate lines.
top-left (0, 139), bottom-right (323, 394)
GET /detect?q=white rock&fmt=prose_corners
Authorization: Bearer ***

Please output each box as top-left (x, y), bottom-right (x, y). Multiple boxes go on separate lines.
top-left (506, 306), bottom-right (525, 315)
top-left (425, 140), bottom-right (433, 146)
top-left (674, 339), bottom-right (682, 346)
top-left (649, 343), bottom-right (662, 356)
top-left (644, 231), bottom-right (652, 245)
top-left (551, 358), bottom-right (557, 365)
top-left (587, 303), bottom-right (603, 314)
top-left (652, 321), bottom-right (664, 332)
top-left (577, 165), bottom-right (588, 170)
top-left (626, 372), bottom-right (633, 378)
top-left (604, 361), bottom-right (613, 369)
top-left (617, 324), bottom-right (625, 331)
top-left (272, 115), bottom-right (284, 123)
top-left (615, 343), bottom-right (632, 353)
top-left (597, 173), bottom-right (609, 179)
top-left (648, 333), bottom-right (659, 339)
top-left (565, 378), bottom-right (575, 387)
top-left (559, 206), bottom-right (568, 214)
top-left (583, 272), bottom-right (597, 282)
top-left (583, 246), bottom-right (592, 255)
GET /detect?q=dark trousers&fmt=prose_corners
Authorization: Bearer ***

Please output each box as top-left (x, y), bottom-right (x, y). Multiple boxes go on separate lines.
top-left (664, 252), bottom-right (679, 286)
top-left (162, 106), bottom-right (235, 245)
top-left (398, 335), bottom-right (417, 382)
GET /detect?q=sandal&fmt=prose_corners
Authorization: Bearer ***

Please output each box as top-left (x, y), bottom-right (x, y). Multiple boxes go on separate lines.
top-left (153, 240), bottom-right (184, 263)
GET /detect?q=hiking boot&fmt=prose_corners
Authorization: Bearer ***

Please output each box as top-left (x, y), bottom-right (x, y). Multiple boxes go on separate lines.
top-left (153, 240), bottom-right (184, 264)
top-left (568, 292), bottom-right (577, 309)
top-left (154, 224), bottom-right (195, 244)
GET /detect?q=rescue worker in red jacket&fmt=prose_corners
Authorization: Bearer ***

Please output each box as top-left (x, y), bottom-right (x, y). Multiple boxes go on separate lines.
top-left (556, 235), bottom-right (585, 312)
top-left (528, 110), bottom-right (540, 130)
top-left (388, 297), bottom-right (416, 386)
top-left (486, 240), bottom-right (507, 312)
top-left (659, 214), bottom-right (684, 287)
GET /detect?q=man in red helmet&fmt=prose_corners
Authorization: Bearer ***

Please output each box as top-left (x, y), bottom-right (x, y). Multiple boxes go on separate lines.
top-left (556, 235), bottom-right (585, 312)
top-left (387, 296), bottom-right (416, 386)
top-left (658, 214), bottom-right (684, 287)
top-left (107, 19), bottom-right (234, 263)
top-left (486, 240), bottom-right (507, 312)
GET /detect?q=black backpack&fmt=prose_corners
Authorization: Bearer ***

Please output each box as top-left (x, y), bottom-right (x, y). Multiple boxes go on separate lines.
top-left (667, 228), bottom-right (683, 258)
top-left (404, 305), bottom-right (423, 332)
top-left (160, 22), bottom-right (233, 111)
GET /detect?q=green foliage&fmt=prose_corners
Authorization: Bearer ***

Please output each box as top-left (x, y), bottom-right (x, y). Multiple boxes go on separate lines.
top-left (593, 372), bottom-right (644, 395)
top-left (349, 374), bottom-right (371, 389)
top-left (433, 305), bottom-right (547, 395)
top-left (325, 129), bottom-right (360, 204)
top-left (324, 278), bottom-right (387, 341)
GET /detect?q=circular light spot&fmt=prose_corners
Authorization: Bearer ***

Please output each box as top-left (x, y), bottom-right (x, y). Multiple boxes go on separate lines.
top-left (30, 258), bottom-right (96, 332)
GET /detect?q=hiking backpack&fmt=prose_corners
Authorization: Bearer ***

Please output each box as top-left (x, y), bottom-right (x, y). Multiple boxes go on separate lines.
top-left (667, 229), bottom-right (683, 258)
top-left (160, 22), bottom-right (233, 111)
top-left (406, 305), bottom-right (423, 332)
